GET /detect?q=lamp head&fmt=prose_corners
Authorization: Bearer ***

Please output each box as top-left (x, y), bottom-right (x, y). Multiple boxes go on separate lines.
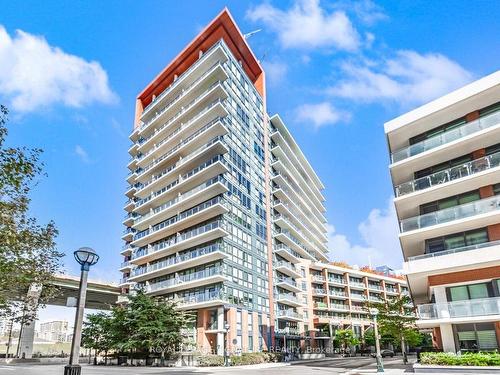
top-left (74, 247), bottom-right (99, 271)
top-left (369, 307), bottom-right (379, 317)
top-left (225, 323), bottom-right (230, 331)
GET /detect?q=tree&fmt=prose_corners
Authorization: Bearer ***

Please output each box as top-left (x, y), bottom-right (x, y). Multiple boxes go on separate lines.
top-left (0, 105), bottom-right (63, 322)
top-left (82, 312), bottom-right (114, 364)
top-left (83, 291), bottom-right (191, 365)
top-left (334, 329), bottom-right (360, 356)
top-left (126, 291), bottom-right (191, 365)
top-left (367, 295), bottom-right (417, 364)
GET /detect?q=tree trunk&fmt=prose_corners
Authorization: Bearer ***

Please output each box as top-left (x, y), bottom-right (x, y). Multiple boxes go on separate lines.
top-left (401, 335), bottom-right (407, 364)
top-left (161, 351), bottom-right (165, 367)
top-left (105, 350), bottom-right (108, 365)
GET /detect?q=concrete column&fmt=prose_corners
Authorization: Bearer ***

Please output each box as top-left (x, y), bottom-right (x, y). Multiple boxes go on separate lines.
top-left (440, 323), bottom-right (456, 353)
top-left (216, 306), bottom-right (224, 355)
top-left (17, 284), bottom-right (42, 359)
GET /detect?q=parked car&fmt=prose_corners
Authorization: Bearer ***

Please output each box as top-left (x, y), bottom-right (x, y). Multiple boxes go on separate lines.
top-left (370, 349), bottom-right (395, 358)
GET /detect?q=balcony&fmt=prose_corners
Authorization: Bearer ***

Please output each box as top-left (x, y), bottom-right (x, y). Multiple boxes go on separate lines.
top-left (312, 275), bottom-right (326, 283)
top-left (120, 243), bottom-right (134, 256)
top-left (131, 220), bottom-right (227, 264)
top-left (276, 293), bottom-right (302, 307)
top-left (274, 227), bottom-right (315, 261)
top-left (132, 196), bottom-right (228, 247)
top-left (329, 290), bottom-right (347, 298)
top-left (276, 277), bottom-right (302, 293)
top-left (146, 266), bottom-right (226, 296)
top-left (275, 261), bottom-right (302, 279)
top-left (314, 301), bottom-right (328, 309)
top-left (275, 327), bottom-right (301, 336)
top-left (368, 284), bottom-right (383, 291)
top-left (129, 243), bottom-right (227, 282)
top-left (133, 175), bottom-right (227, 231)
top-left (312, 288), bottom-right (327, 296)
top-left (141, 41), bottom-right (227, 119)
top-left (351, 294), bottom-right (367, 301)
top-left (121, 227), bottom-right (136, 241)
top-left (396, 151), bottom-right (500, 198)
top-left (408, 239), bottom-right (500, 262)
top-left (276, 309), bottom-right (303, 322)
top-left (400, 195), bottom-right (500, 233)
top-left (139, 98), bottom-right (227, 153)
top-left (175, 289), bottom-right (226, 310)
top-left (349, 281), bottom-right (366, 289)
top-left (329, 278), bottom-right (347, 285)
top-left (391, 109), bottom-right (500, 164)
top-left (274, 244), bottom-right (301, 264)
top-left (418, 297), bottom-right (500, 321)
top-left (136, 116), bottom-right (228, 175)
top-left (119, 260), bottom-right (131, 271)
top-left (331, 304), bottom-right (349, 311)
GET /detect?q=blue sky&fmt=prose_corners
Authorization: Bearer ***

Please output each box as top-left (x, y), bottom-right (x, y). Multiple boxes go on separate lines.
top-left (1, 0), bottom-right (499, 292)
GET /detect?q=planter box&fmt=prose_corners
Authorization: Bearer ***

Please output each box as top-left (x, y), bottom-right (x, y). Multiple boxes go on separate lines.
top-left (414, 363), bottom-right (500, 374)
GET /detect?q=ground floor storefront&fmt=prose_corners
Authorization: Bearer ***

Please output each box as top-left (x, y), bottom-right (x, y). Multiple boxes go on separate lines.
top-left (432, 321), bottom-right (500, 352)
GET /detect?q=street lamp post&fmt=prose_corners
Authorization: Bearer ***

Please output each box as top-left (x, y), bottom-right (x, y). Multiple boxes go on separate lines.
top-left (64, 247), bottom-right (99, 375)
top-left (369, 308), bottom-right (384, 373)
top-left (223, 323), bottom-right (230, 366)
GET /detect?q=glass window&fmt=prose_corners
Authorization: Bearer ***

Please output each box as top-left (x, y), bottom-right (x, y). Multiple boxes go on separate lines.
top-left (444, 235), bottom-right (465, 250)
top-left (469, 284), bottom-right (489, 299)
top-left (465, 230), bottom-right (489, 246)
top-left (450, 286), bottom-right (469, 301)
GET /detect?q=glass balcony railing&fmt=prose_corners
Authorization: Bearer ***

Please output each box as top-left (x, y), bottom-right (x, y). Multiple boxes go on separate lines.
top-left (351, 294), bottom-right (367, 300)
top-left (276, 277), bottom-right (298, 288)
top-left (276, 309), bottom-right (303, 320)
top-left (312, 288), bottom-right (327, 295)
top-left (274, 244), bottom-right (301, 260)
top-left (131, 220), bottom-right (225, 260)
top-left (391, 109), bottom-right (500, 163)
top-left (349, 281), bottom-right (365, 288)
top-left (418, 297), bottom-right (500, 319)
top-left (140, 69), bottom-right (225, 132)
top-left (134, 196), bottom-right (226, 242)
top-left (331, 304), bottom-right (348, 310)
top-left (147, 266), bottom-right (224, 293)
top-left (400, 195), bottom-right (500, 232)
top-left (120, 261), bottom-right (130, 268)
top-left (276, 293), bottom-right (300, 303)
top-left (368, 284), bottom-right (383, 291)
top-left (312, 275), bottom-right (326, 282)
top-left (130, 243), bottom-right (223, 278)
top-left (329, 278), bottom-right (347, 285)
top-left (396, 151), bottom-right (500, 197)
top-left (275, 227), bottom-right (316, 260)
top-left (141, 41), bottom-right (225, 115)
top-left (329, 290), bottom-right (346, 297)
top-left (176, 288), bottom-right (225, 306)
top-left (408, 239), bottom-right (500, 261)
top-left (314, 302), bottom-right (328, 309)
top-left (275, 261), bottom-right (299, 274)
top-left (275, 327), bottom-right (300, 336)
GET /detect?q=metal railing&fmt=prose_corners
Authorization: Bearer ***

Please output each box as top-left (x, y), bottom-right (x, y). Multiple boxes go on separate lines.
top-left (396, 151), bottom-right (500, 196)
top-left (147, 266), bottom-right (224, 293)
top-left (276, 309), bottom-right (303, 320)
top-left (391, 109), bottom-right (500, 163)
top-left (418, 297), bottom-right (500, 319)
top-left (400, 195), bottom-right (500, 232)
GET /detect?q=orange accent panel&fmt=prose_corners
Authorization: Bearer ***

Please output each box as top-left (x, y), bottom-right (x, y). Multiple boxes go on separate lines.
top-left (488, 224), bottom-right (500, 241)
top-left (479, 185), bottom-right (494, 198)
top-left (433, 327), bottom-right (443, 349)
top-left (428, 266), bottom-right (500, 286)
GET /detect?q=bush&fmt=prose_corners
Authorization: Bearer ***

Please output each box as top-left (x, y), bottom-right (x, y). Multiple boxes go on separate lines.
top-left (230, 352), bottom-right (266, 366)
top-left (197, 355), bottom-right (224, 367)
top-left (421, 352), bottom-right (500, 366)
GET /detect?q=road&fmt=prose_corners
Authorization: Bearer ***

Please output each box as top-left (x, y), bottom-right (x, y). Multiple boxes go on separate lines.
top-left (0, 357), bottom-right (414, 375)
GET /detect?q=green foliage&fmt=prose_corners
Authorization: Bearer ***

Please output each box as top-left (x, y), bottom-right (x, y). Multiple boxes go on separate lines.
top-left (82, 291), bottom-right (190, 361)
top-left (197, 352), bottom-right (283, 367)
top-left (0, 104), bottom-right (63, 321)
top-left (197, 355), bottom-right (224, 366)
top-left (420, 352), bottom-right (500, 366)
top-left (335, 329), bottom-right (360, 349)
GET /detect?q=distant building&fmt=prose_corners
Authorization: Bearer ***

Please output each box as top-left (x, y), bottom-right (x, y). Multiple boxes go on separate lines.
top-left (375, 265), bottom-right (395, 276)
top-left (38, 321), bottom-right (69, 343)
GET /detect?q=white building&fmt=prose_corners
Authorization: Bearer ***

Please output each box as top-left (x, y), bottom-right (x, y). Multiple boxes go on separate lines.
top-left (385, 71), bottom-right (500, 352)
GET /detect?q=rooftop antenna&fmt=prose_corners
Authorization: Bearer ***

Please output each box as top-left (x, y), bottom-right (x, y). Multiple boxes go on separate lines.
top-left (244, 29), bottom-right (262, 39)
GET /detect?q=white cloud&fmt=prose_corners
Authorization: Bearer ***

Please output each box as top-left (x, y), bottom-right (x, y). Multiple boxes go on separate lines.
top-left (327, 50), bottom-right (474, 106)
top-left (262, 60), bottom-right (288, 86)
top-left (0, 25), bottom-right (117, 113)
top-left (328, 198), bottom-right (402, 269)
top-left (246, 0), bottom-right (360, 51)
top-left (74, 145), bottom-right (90, 164)
top-left (351, 0), bottom-right (388, 25)
top-left (296, 101), bottom-right (349, 129)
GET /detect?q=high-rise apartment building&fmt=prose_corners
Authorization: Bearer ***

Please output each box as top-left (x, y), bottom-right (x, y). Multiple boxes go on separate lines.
top-left (385, 71), bottom-right (500, 352)
top-left (119, 9), bottom-right (329, 354)
top-left (38, 320), bottom-right (69, 343)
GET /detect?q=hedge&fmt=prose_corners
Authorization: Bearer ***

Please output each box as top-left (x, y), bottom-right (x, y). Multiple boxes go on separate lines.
top-left (197, 352), bottom-right (284, 367)
top-left (420, 352), bottom-right (500, 366)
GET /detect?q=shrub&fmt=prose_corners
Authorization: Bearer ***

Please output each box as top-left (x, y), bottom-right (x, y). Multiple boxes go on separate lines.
top-left (197, 355), bottom-right (224, 367)
top-left (420, 352), bottom-right (500, 366)
top-left (230, 352), bottom-right (266, 366)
